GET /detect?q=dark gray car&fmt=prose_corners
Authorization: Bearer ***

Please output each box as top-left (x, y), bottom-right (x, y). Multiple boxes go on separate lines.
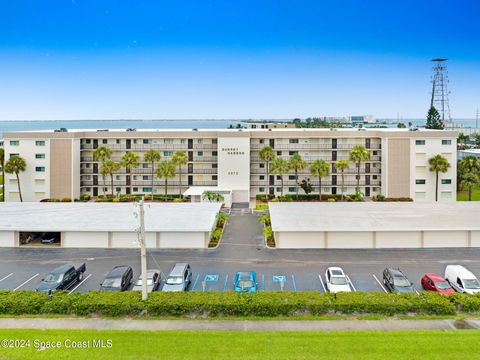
top-left (383, 268), bottom-right (415, 293)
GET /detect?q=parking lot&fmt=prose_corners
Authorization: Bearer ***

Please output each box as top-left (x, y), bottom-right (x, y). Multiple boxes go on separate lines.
top-left (1, 210), bottom-right (480, 294)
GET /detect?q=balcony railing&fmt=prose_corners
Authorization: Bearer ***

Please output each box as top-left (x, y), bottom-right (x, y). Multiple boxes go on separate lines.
top-left (80, 168), bottom-right (217, 175)
top-left (251, 155), bottom-right (382, 162)
top-left (80, 143), bottom-right (217, 151)
top-left (250, 143), bottom-right (382, 150)
top-left (250, 167), bottom-right (382, 175)
top-left (250, 180), bottom-right (381, 187)
top-left (81, 180), bottom-right (217, 187)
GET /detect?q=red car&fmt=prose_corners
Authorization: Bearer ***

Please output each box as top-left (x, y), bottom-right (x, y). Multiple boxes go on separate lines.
top-left (421, 273), bottom-right (455, 295)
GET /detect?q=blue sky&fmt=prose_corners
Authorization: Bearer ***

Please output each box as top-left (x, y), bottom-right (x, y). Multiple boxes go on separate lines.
top-left (0, 0), bottom-right (479, 120)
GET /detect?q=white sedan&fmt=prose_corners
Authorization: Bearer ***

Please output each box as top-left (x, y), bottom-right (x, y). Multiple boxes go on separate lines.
top-left (325, 267), bottom-right (352, 293)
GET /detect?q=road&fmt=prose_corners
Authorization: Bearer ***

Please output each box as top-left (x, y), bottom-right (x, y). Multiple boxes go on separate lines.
top-left (1, 208), bottom-right (480, 293)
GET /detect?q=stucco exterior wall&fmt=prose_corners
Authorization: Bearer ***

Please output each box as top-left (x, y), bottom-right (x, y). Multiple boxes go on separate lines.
top-left (0, 232), bottom-right (16, 247)
top-left (62, 231), bottom-right (109, 248)
top-left (160, 231), bottom-right (206, 248)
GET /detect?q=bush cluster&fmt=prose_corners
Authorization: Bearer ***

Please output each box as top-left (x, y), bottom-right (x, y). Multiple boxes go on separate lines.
top-left (0, 291), bottom-right (471, 317)
top-left (372, 195), bottom-right (413, 202)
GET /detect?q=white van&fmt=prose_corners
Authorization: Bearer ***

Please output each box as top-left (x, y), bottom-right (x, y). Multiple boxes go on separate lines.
top-left (444, 265), bottom-right (480, 294)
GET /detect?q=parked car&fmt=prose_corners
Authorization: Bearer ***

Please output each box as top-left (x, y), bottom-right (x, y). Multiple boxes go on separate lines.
top-left (325, 267), bottom-right (351, 293)
top-left (100, 266), bottom-right (133, 291)
top-left (35, 263), bottom-right (86, 295)
top-left (445, 265), bottom-right (480, 294)
top-left (383, 268), bottom-right (415, 293)
top-left (233, 271), bottom-right (257, 293)
top-left (41, 232), bottom-right (60, 244)
top-left (162, 263), bottom-right (192, 292)
top-left (421, 273), bottom-right (454, 295)
top-left (132, 269), bottom-right (161, 292)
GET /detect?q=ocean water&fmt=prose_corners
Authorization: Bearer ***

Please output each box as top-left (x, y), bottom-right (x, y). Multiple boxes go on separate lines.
top-left (0, 118), bottom-right (477, 139)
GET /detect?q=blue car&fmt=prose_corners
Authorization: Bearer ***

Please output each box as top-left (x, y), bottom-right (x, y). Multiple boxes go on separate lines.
top-left (234, 271), bottom-right (257, 293)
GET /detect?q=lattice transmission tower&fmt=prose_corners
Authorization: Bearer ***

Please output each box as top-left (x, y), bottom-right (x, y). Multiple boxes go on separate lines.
top-left (430, 58), bottom-right (451, 124)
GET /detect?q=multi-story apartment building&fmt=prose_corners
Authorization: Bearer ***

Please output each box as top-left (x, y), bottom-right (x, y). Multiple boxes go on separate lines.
top-left (2, 128), bottom-right (457, 203)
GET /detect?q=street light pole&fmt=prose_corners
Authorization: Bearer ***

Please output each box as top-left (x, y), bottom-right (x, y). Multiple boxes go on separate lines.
top-left (139, 199), bottom-right (148, 300)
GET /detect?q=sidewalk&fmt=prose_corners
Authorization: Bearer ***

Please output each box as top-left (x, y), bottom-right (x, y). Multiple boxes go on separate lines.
top-left (0, 318), bottom-right (479, 331)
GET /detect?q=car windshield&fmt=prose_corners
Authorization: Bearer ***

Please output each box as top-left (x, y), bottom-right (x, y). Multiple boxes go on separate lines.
top-left (135, 278), bottom-right (154, 286)
top-left (393, 276), bottom-right (411, 287)
top-left (44, 273), bottom-right (63, 283)
top-left (464, 279), bottom-right (480, 289)
top-left (237, 280), bottom-right (253, 289)
top-left (166, 276), bottom-right (183, 285)
top-left (331, 277), bottom-right (348, 285)
top-left (435, 281), bottom-right (451, 290)
top-left (102, 278), bottom-right (122, 288)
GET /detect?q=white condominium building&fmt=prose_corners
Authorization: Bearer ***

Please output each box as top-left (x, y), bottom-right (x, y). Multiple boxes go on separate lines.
top-left (2, 128), bottom-right (457, 203)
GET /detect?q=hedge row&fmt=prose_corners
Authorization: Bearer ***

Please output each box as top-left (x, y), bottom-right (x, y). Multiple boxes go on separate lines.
top-left (1, 290), bottom-right (479, 317)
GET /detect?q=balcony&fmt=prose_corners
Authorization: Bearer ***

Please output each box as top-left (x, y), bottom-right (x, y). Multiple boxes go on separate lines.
top-left (81, 180), bottom-right (217, 187)
top-left (250, 143), bottom-right (382, 150)
top-left (250, 167), bottom-right (381, 175)
top-left (250, 180), bottom-right (381, 187)
top-left (80, 143), bottom-right (217, 151)
top-left (80, 167), bottom-right (217, 175)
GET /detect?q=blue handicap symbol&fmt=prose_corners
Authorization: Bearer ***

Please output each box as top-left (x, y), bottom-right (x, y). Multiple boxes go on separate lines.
top-left (273, 275), bottom-right (287, 283)
top-left (205, 274), bottom-right (219, 282)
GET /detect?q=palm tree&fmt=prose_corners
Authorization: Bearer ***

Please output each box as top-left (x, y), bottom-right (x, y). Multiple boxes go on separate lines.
top-left (349, 145), bottom-right (370, 193)
top-left (4, 156), bottom-right (26, 202)
top-left (100, 159), bottom-right (120, 197)
top-left (460, 172), bottom-right (480, 201)
top-left (270, 157), bottom-right (289, 197)
top-left (288, 153), bottom-right (306, 200)
top-left (0, 147), bottom-right (5, 202)
top-left (156, 160), bottom-right (176, 199)
top-left (428, 154), bottom-right (450, 202)
top-left (172, 151), bottom-right (188, 197)
top-left (202, 191), bottom-right (225, 202)
top-left (120, 152), bottom-right (140, 194)
top-left (93, 146), bottom-right (113, 196)
top-left (144, 149), bottom-right (161, 197)
top-left (259, 146), bottom-right (275, 195)
top-left (457, 156), bottom-right (480, 192)
top-left (335, 159), bottom-right (349, 200)
top-left (310, 159), bottom-right (330, 201)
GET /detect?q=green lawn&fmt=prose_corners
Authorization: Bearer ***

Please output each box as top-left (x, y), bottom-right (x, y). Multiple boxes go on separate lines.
top-left (0, 329), bottom-right (479, 359)
top-left (457, 186), bottom-right (480, 201)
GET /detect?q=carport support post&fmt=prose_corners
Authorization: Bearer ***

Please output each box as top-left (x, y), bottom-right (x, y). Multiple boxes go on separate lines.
top-left (139, 200), bottom-right (148, 300)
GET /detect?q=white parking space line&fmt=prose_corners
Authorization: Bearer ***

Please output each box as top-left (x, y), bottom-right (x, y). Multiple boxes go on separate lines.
top-left (372, 274), bottom-right (387, 293)
top-left (318, 275), bottom-right (326, 292)
top-left (346, 275), bottom-right (356, 292)
top-left (13, 274), bottom-right (39, 291)
top-left (0, 273), bottom-right (13, 282)
top-left (68, 274), bottom-right (92, 294)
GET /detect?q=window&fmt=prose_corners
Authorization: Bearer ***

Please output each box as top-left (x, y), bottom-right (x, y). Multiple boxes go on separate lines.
top-left (259, 139), bottom-right (264, 144)
top-left (116, 175), bottom-right (121, 180)
top-left (415, 140), bottom-right (426, 145)
top-left (289, 151), bottom-right (297, 155)
top-left (259, 176), bottom-right (265, 180)
top-left (442, 139), bottom-right (452, 145)
top-left (212, 164), bottom-right (218, 169)
top-left (116, 187), bottom-right (121, 193)
top-left (9, 153), bottom-right (19, 158)
top-left (289, 139), bottom-right (299, 144)
top-left (9, 140), bottom-right (19, 146)
top-left (35, 167), bottom-right (45, 172)
top-left (197, 151), bottom-right (203, 156)
top-left (142, 176), bottom-right (149, 180)
top-left (277, 151), bottom-right (282, 156)
top-left (288, 187), bottom-right (296, 192)
top-left (276, 188), bottom-right (282, 192)
top-left (212, 151), bottom-right (217, 156)
top-left (116, 139), bottom-right (121, 144)
top-left (197, 139), bottom-right (203, 144)
top-left (259, 164), bottom-right (265, 168)
top-left (259, 187), bottom-right (265, 192)
top-left (164, 151), bottom-right (173, 156)
top-left (85, 139), bottom-right (91, 144)
top-left (180, 139), bottom-right (186, 144)
top-left (212, 175), bottom-right (217, 180)
top-left (163, 139), bottom-right (173, 144)
top-left (143, 139), bottom-right (150, 144)
top-left (133, 187), bottom-right (138, 192)
top-left (373, 151), bottom-right (378, 156)
top-left (35, 154), bottom-right (45, 159)
top-left (441, 179), bottom-right (452, 184)
top-left (142, 187), bottom-right (152, 193)
top-left (102, 139), bottom-right (108, 144)
top-left (416, 179), bottom-right (426, 185)
top-left (212, 139), bottom-right (217, 144)
top-left (133, 176), bottom-right (138, 180)
top-left (36, 140), bottom-right (47, 146)
top-left (288, 175), bottom-right (295, 180)
top-left (142, 163), bottom-right (149, 168)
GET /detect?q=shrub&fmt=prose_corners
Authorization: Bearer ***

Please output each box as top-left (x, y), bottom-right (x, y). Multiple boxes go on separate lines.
top-left (451, 293), bottom-right (480, 313)
top-left (327, 198), bottom-right (336, 202)
top-left (61, 198), bottom-right (72, 202)
top-left (80, 194), bottom-right (91, 201)
top-left (173, 198), bottom-right (185, 202)
top-left (216, 212), bottom-right (229, 228)
top-left (254, 203), bottom-right (269, 210)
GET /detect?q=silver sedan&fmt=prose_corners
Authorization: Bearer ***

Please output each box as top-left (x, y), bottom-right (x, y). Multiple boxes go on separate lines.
top-left (132, 269), bottom-right (161, 292)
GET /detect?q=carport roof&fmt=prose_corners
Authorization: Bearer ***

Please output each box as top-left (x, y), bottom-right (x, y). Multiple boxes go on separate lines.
top-left (0, 202), bottom-right (221, 232)
top-left (269, 202), bottom-right (480, 232)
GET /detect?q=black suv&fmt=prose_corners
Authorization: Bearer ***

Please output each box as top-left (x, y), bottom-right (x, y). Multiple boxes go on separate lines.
top-left (383, 268), bottom-right (415, 293)
top-left (100, 266), bottom-right (133, 291)
top-left (35, 263), bottom-right (86, 295)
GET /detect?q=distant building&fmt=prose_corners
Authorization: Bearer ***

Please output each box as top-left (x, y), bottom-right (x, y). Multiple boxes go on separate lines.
top-left (349, 115), bottom-right (376, 126)
top-left (458, 149), bottom-right (480, 160)
top-left (244, 122), bottom-right (295, 129)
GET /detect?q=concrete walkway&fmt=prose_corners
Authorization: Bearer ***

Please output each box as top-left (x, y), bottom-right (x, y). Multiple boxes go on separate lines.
top-left (0, 318), bottom-right (479, 331)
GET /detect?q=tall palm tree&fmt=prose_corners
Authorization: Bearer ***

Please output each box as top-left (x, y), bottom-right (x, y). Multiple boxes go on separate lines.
top-left (0, 147), bottom-right (5, 202)
top-left (310, 159), bottom-right (330, 201)
top-left (156, 160), bottom-right (176, 199)
top-left (93, 146), bottom-right (113, 196)
top-left (120, 152), bottom-right (140, 194)
top-left (172, 151), bottom-right (188, 197)
top-left (144, 149), bottom-right (161, 197)
top-left (460, 172), bottom-right (480, 201)
top-left (335, 159), bottom-right (349, 200)
top-left (259, 146), bottom-right (275, 195)
top-left (288, 153), bottom-right (306, 200)
top-left (100, 159), bottom-right (120, 197)
top-left (4, 156), bottom-right (26, 202)
top-left (428, 154), bottom-right (450, 202)
top-left (270, 157), bottom-right (289, 197)
top-left (349, 145), bottom-right (370, 193)
top-left (457, 156), bottom-right (480, 192)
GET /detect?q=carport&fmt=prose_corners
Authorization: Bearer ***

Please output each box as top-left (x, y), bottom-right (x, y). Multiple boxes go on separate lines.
top-left (269, 202), bottom-right (480, 249)
top-left (0, 202), bottom-right (221, 249)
